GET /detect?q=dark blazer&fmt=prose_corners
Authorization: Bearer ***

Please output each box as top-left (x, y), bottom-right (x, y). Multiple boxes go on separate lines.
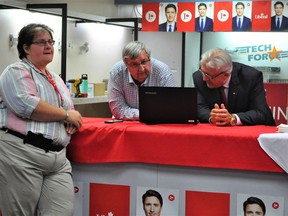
top-left (195, 16), bottom-right (213, 32)
top-left (271, 15), bottom-right (288, 31)
top-left (158, 22), bottom-right (177, 32)
top-left (192, 62), bottom-right (275, 126)
top-left (232, 16), bottom-right (251, 31)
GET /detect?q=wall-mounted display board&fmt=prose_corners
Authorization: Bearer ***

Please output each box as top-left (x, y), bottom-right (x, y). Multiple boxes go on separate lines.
top-left (142, 1), bottom-right (288, 32)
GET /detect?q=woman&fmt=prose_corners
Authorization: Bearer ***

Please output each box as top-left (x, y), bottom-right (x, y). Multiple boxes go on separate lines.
top-left (0, 23), bottom-right (82, 215)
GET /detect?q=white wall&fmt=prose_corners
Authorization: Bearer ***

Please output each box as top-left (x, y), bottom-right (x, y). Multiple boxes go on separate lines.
top-left (66, 21), bottom-right (132, 83)
top-left (0, 9), bottom-right (62, 74)
top-left (10, 0), bottom-right (119, 18)
top-left (138, 32), bottom-right (183, 87)
top-left (0, 9), bottom-right (133, 84)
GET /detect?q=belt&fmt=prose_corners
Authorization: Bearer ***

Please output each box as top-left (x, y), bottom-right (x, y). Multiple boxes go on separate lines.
top-left (1, 128), bottom-right (64, 152)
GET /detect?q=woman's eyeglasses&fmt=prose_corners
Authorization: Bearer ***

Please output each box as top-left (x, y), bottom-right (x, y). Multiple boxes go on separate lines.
top-left (31, 40), bottom-right (55, 46)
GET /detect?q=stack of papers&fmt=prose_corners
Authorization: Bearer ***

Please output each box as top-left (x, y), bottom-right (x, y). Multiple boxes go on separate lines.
top-left (277, 124), bottom-right (288, 133)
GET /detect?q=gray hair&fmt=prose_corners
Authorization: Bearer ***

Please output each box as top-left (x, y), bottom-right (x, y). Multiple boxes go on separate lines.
top-left (200, 48), bottom-right (233, 73)
top-left (122, 41), bottom-right (151, 61)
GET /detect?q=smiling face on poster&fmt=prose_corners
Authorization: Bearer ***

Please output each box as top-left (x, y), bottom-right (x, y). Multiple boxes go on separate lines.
top-left (237, 194), bottom-right (284, 216)
top-left (158, 2), bottom-right (178, 32)
top-left (159, 2), bottom-right (178, 24)
top-left (195, 2), bottom-right (214, 19)
top-left (232, 1), bottom-right (252, 18)
top-left (271, 0), bottom-right (288, 16)
top-left (136, 187), bottom-right (179, 216)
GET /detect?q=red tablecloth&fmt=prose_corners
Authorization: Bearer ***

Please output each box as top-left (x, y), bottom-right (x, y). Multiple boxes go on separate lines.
top-left (67, 117), bottom-right (283, 173)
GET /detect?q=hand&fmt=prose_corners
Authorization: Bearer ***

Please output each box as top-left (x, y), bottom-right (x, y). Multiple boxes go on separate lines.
top-left (65, 110), bottom-right (82, 129)
top-left (210, 103), bottom-right (231, 126)
top-left (65, 122), bottom-right (78, 135)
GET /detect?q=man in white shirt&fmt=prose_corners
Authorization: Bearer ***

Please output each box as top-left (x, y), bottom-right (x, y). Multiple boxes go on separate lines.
top-left (108, 41), bottom-right (176, 121)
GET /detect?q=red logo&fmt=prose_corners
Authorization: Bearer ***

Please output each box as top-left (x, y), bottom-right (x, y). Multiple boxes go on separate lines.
top-left (168, 194), bottom-right (175, 201)
top-left (272, 202), bottom-right (279, 209)
top-left (74, 186), bottom-right (79, 193)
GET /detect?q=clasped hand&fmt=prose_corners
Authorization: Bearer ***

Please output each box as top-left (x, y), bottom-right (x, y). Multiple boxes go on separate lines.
top-left (210, 104), bottom-right (231, 126)
top-left (65, 110), bottom-right (82, 135)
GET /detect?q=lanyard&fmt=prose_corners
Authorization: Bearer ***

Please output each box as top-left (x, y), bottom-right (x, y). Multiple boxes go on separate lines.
top-left (45, 71), bottom-right (63, 103)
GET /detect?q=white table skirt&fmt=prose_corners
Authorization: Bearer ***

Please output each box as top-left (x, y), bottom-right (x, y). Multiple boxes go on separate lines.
top-left (258, 133), bottom-right (288, 173)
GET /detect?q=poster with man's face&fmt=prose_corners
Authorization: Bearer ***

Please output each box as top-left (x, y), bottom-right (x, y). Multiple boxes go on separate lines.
top-left (237, 193), bottom-right (284, 216)
top-left (136, 186), bottom-right (179, 216)
top-left (159, 2), bottom-right (178, 25)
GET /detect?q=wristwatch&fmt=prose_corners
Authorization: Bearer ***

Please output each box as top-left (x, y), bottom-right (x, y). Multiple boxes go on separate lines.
top-left (230, 114), bottom-right (237, 126)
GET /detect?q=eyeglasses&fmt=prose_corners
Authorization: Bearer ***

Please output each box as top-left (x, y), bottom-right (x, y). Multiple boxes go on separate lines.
top-left (200, 69), bottom-right (226, 80)
top-left (31, 40), bottom-right (55, 46)
top-left (127, 59), bottom-right (150, 69)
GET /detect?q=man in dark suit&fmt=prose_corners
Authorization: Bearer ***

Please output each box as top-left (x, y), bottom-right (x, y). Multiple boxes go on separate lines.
top-left (195, 3), bottom-right (214, 32)
top-left (271, 1), bottom-right (288, 31)
top-left (193, 48), bottom-right (275, 126)
top-left (158, 4), bottom-right (177, 32)
top-left (232, 2), bottom-right (251, 31)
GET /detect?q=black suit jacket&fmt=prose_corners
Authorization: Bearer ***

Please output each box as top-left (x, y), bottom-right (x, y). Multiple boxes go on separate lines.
top-left (271, 15), bottom-right (288, 31)
top-left (195, 16), bottom-right (214, 31)
top-left (232, 16), bottom-right (251, 31)
top-left (192, 62), bottom-right (275, 126)
top-left (158, 22), bottom-right (177, 32)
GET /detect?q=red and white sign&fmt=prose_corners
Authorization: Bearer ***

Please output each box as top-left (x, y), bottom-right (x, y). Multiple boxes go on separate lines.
top-left (90, 183), bottom-right (130, 216)
top-left (186, 191), bottom-right (230, 216)
top-left (214, 2), bottom-right (232, 31)
top-left (142, 3), bottom-right (159, 31)
top-left (177, 2), bottom-right (195, 32)
top-left (264, 83), bottom-right (288, 125)
top-left (252, 1), bottom-right (271, 31)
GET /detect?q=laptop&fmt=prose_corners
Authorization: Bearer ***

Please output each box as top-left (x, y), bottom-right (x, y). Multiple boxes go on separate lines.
top-left (139, 86), bottom-right (198, 124)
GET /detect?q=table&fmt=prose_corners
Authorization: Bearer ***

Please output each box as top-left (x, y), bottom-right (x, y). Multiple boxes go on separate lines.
top-left (67, 117), bottom-right (283, 173)
top-left (67, 118), bottom-right (288, 216)
top-left (258, 133), bottom-right (288, 173)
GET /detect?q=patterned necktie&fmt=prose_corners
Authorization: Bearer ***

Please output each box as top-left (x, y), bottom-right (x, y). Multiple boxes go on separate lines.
top-left (277, 17), bottom-right (280, 29)
top-left (200, 19), bottom-right (204, 31)
top-left (168, 25), bottom-right (172, 32)
top-left (238, 18), bottom-right (241, 30)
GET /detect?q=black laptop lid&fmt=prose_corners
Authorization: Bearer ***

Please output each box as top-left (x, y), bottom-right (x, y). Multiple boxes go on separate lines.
top-left (139, 86), bottom-right (198, 124)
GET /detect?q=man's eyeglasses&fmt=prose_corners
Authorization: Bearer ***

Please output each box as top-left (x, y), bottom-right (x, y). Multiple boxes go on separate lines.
top-left (200, 69), bottom-right (226, 80)
top-left (31, 40), bottom-right (55, 46)
top-left (127, 59), bottom-right (150, 69)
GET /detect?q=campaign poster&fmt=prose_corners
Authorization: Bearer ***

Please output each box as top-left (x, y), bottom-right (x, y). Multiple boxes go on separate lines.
top-left (177, 2), bottom-right (195, 32)
top-left (214, 1), bottom-right (233, 31)
top-left (195, 2), bottom-right (214, 32)
top-left (90, 183), bottom-right (130, 216)
top-left (252, 1), bottom-right (271, 31)
top-left (185, 190), bottom-right (230, 216)
top-left (271, 0), bottom-right (288, 31)
top-left (158, 2), bottom-right (178, 32)
top-left (73, 181), bottom-right (84, 216)
top-left (142, 3), bottom-right (159, 31)
top-left (237, 193), bottom-right (284, 216)
top-left (136, 186), bottom-right (179, 216)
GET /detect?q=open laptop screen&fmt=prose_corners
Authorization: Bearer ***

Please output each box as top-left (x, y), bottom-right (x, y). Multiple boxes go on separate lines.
top-left (139, 86), bottom-right (198, 124)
